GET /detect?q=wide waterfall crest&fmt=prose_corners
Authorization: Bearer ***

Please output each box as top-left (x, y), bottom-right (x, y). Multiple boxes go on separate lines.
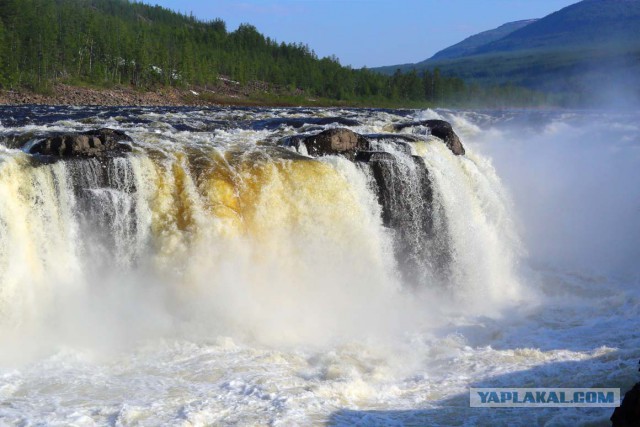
top-left (0, 106), bottom-right (525, 348)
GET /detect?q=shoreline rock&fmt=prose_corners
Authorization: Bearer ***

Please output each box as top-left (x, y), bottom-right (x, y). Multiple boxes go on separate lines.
top-left (0, 80), bottom-right (298, 107)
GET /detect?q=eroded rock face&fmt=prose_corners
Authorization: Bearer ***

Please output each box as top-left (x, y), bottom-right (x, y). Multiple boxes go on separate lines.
top-left (28, 128), bottom-right (133, 157)
top-left (355, 150), bottom-right (451, 286)
top-left (393, 119), bottom-right (465, 155)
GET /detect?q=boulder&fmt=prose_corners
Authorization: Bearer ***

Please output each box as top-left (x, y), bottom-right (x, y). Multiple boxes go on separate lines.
top-left (612, 382), bottom-right (640, 426)
top-left (28, 128), bottom-right (133, 157)
top-left (393, 119), bottom-right (465, 155)
top-left (280, 128), bottom-right (369, 158)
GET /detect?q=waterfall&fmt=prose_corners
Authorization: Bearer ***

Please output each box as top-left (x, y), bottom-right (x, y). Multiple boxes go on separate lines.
top-left (1, 107), bottom-right (637, 427)
top-left (356, 147), bottom-right (449, 287)
top-left (0, 107), bottom-right (525, 345)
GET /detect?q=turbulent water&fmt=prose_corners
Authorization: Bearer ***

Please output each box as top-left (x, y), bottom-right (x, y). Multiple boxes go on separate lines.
top-left (0, 105), bottom-right (638, 426)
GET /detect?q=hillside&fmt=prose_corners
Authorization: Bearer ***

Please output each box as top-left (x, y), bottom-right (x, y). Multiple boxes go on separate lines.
top-left (374, 19), bottom-right (537, 75)
top-left (431, 19), bottom-right (538, 61)
top-left (0, 0), bottom-right (403, 103)
top-left (0, 0), bottom-right (490, 107)
top-left (375, 0), bottom-right (640, 105)
top-left (0, 0), bottom-right (611, 107)
top-left (472, 0), bottom-right (640, 54)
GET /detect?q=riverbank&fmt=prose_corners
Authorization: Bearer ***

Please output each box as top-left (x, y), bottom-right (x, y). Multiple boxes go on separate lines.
top-left (0, 81), bottom-right (434, 109)
top-left (0, 81), bottom-right (293, 107)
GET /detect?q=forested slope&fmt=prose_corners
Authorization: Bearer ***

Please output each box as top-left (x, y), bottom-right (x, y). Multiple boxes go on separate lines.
top-left (0, 0), bottom-right (473, 104)
top-left (373, 0), bottom-right (640, 106)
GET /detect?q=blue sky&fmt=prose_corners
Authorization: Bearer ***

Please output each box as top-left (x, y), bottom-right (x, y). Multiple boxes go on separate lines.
top-left (140, 0), bottom-right (579, 68)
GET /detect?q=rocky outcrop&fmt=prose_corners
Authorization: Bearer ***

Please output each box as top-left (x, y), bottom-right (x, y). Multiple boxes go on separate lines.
top-left (393, 119), bottom-right (465, 155)
top-left (28, 128), bottom-right (133, 157)
top-left (354, 151), bottom-right (396, 163)
top-left (280, 128), bottom-right (369, 158)
top-left (276, 121), bottom-right (459, 286)
top-left (355, 150), bottom-right (451, 285)
top-left (612, 382), bottom-right (640, 426)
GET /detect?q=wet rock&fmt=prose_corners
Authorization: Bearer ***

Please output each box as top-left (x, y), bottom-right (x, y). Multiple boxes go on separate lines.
top-left (355, 150), bottom-right (451, 285)
top-left (612, 382), bottom-right (640, 426)
top-left (28, 128), bottom-right (133, 157)
top-left (354, 151), bottom-right (396, 163)
top-left (280, 128), bottom-right (369, 158)
top-left (1, 131), bottom-right (38, 150)
top-left (393, 119), bottom-right (465, 155)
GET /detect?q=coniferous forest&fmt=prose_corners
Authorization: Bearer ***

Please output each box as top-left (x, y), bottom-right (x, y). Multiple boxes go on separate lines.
top-left (0, 0), bottom-right (545, 106)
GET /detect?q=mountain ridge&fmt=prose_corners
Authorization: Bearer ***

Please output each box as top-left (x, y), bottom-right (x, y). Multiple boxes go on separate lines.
top-left (472, 0), bottom-right (640, 54)
top-left (430, 19), bottom-right (538, 61)
top-left (372, 0), bottom-right (640, 104)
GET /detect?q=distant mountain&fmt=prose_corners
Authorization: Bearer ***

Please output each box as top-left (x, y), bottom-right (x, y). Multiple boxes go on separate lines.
top-left (374, 0), bottom-right (640, 105)
top-left (430, 19), bottom-right (538, 61)
top-left (370, 19), bottom-right (538, 75)
top-left (472, 0), bottom-right (640, 54)
top-left (381, 0), bottom-right (640, 71)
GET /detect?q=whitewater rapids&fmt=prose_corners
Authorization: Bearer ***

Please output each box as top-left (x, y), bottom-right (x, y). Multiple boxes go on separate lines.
top-left (0, 106), bottom-right (638, 426)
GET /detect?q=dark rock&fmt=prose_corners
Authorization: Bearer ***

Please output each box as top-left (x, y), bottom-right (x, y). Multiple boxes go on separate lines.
top-left (424, 120), bottom-right (465, 156)
top-left (393, 119), bottom-right (465, 155)
top-left (280, 128), bottom-right (369, 158)
top-left (304, 128), bottom-right (369, 157)
top-left (354, 151), bottom-right (396, 163)
top-left (1, 131), bottom-right (38, 150)
top-left (64, 156), bottom-right (139, 261)
top-left (355, 150), bottom-right (451, 285)
top-left (612, 382), bottom-right (640, 426)
top-left (28, 128), bottom-right (133, 157)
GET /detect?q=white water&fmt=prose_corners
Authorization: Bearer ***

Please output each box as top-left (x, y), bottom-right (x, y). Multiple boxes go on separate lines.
top-left (0, 107), bottom-right (638, 426)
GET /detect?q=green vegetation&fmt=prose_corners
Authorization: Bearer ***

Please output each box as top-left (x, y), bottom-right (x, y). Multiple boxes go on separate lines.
top-left (0, 0), bottom-right (547, 107)
top-left (375, 0), bottom-right (640, 107)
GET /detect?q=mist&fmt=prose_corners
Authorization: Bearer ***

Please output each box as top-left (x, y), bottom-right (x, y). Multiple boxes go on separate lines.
top-left (466, 110), bottom-right (640, 279)
top-left (2, 106), bottom-right (639, 425)
top-left (577, 58), bottom-right (640, 110)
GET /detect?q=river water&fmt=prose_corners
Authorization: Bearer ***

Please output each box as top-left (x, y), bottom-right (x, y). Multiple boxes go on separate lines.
top-left (0, 106), bottom-right (638, 425)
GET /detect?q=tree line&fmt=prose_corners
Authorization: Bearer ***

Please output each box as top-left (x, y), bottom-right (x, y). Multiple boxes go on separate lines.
top-left (0, 0), bottom-right (544, 106)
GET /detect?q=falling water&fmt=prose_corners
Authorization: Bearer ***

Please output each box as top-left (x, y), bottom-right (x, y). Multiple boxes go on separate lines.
top-left (0, 106), bottom-right (635, 425)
